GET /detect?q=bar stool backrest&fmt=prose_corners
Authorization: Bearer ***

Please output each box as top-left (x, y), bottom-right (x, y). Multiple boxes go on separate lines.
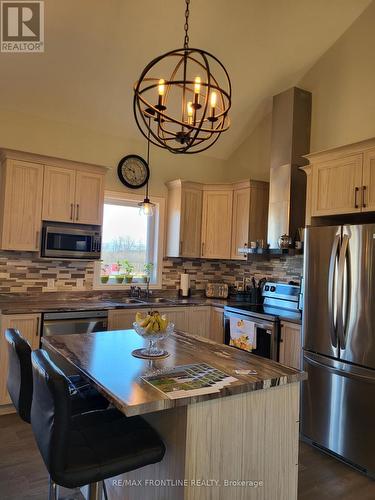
top-left (31, 349), bottom-right (72, 479)
top-left (5, 328), bottom-right (33, 423)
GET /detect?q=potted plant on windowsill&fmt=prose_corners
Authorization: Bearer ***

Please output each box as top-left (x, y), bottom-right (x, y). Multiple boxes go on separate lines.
top-left (142, 262), bottom-right (154, 283)
top-left (114, 261), bottom-right (124, 284)
top-left (100, 264), bottom-right (110, 284)
top-left (122, 260), bottom-right (134, 284)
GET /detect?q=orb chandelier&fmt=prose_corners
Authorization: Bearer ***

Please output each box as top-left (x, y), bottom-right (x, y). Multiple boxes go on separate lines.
top-left (133, 0), bottom-right (232, 154)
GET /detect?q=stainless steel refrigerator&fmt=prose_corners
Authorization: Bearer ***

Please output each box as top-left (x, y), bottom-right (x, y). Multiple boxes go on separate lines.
top-left (301, 224), bottom-right (375, 476)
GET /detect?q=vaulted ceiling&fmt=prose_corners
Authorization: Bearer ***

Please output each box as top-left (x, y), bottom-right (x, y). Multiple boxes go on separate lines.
top-left (0, 0), bottom-right (371, 159)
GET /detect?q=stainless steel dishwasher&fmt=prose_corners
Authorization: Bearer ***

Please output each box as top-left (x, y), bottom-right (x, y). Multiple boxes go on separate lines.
top-left (42, 310), bottom-right (108, 375)
top-left (42, 310), bottom-right (108, 337)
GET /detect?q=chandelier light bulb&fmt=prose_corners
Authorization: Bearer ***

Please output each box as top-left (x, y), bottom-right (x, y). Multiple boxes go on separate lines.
top-left (194, 76), bottom-right (201, 94)
top-left (158, 79), bottom-right (165, 96)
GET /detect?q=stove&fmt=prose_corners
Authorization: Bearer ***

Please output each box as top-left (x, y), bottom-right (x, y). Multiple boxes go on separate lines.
top-left (224, 282), bottom-right (301, 361)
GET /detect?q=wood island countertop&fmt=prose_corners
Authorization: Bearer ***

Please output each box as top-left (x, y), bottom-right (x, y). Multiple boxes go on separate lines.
top-left (42, 329), bottom-right (306, 417)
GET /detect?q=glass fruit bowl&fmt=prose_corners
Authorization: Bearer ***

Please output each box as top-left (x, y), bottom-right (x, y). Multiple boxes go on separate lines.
top-left (132, 320), bottom-right (174, 358)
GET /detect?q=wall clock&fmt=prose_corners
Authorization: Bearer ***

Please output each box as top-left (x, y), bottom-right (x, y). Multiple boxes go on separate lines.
top-left (117, 155), bottom-right (150, 189)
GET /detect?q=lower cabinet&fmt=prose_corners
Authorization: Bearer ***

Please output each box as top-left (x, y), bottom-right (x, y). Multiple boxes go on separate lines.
top-left (107, 310), bottom-right (137, 330)
top-left (279, 321), bottom-right (302, 370)
top-left (156, 307), bottom-right (189, 332)
top-left (107, 306), bottom-right (222, 342)
top-left (187, 306), bottom-right (211, 336)
top-left (0, 313), bottom-right (41, 406)
top-left (209, 307), bottom-right (225, 343)
top-left (108, 307), bottom-right (189, 332)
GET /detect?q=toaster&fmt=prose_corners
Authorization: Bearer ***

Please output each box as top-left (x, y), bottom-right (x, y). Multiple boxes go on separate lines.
top-left (205, 282), bottom-right (229, 299)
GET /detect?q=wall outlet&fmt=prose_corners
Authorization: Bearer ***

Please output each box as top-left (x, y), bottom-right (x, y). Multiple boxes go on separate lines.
top-left (47, 278), bottom-right (55, 290)
top-left (76, 278), bottom-right (84, 289)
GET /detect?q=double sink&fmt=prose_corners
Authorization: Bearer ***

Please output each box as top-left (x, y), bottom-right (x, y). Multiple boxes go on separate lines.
top-left (120, 297), bottom-right (175, 305)
top-left (109, 297), bottom-right (202, 308)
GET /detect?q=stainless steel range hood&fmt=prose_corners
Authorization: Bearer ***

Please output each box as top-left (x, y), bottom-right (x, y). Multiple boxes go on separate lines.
top-left (267, 87), bottom-right (312, 249)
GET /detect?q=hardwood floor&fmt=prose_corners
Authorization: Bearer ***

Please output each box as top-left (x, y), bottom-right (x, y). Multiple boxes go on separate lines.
top-left (0, 413), bottom-right (374, 499)
top-left (298, 441), bottom-right (375, 500)
top-left (0, 413), bottom-right (83, 500)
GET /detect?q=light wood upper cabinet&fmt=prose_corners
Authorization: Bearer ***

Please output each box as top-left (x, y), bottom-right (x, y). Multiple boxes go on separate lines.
top-left (231, 187), bottom-right (250, 260)
top-left (180, 188), bottom-right (203, 258)
top-left (305, 138), bottom-right (375, 219)
top-left (231, 181), bottom-right (269, 259)
top-left (362, 148), bottom-right (375, 212)
top-left (0, 159), bottom-right (43, 251)
top-left (75, 170), bottom-right (104, 225)
top-left (42, 165), bottom-right (76, 222)
top-left (165, 180), bottom-right (203, 258)
top-left (0, 313), bottom-right (41, 406)
top-left (201, 189), bottom-right (233, 259)
top-left (311, 154), bottom-right (363, 216)
top-left (279, 321), bottom-right (301, 370)
top-left (42, 166), bottom-right (104, 225)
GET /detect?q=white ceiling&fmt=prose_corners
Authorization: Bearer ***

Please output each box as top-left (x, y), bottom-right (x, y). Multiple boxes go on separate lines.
top-left (0, 0), bottom-right (371, 159)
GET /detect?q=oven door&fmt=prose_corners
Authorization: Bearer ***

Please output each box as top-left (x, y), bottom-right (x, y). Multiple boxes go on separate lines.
top-left (224, 310), bottom-right (278, 360)
top-left (42, 225), bottom-right (100, 259)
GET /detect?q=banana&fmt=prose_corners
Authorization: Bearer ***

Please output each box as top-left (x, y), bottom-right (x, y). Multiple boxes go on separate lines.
top-left (135, 311), bottom-right (170, 333)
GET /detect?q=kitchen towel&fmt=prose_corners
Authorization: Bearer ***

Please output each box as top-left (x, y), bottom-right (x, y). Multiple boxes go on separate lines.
top-left (229, 317), bottom-right (257, 352)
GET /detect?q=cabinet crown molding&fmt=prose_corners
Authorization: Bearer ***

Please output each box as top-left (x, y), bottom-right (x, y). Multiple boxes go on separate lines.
top-left (165, 179), bottom-right (204, 190)
top-left (304, 136), bottom-right (375, 164)
top-left (0, 148), bottom-right (108, 174)
top-left (166, 178), bottom-right (268, 191)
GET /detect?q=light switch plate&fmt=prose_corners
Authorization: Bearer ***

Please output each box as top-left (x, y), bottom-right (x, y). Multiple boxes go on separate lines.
top-left (47, 278), bottom-right (55, 290)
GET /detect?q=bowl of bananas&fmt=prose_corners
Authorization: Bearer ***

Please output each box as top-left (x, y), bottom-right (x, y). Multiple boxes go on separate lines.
top-left (132, 311), bottom-right (174, 358)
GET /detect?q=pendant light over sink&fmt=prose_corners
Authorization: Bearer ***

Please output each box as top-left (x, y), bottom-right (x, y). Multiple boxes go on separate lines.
top-left (138, 119), bottom-right (155, 217)
top-left (133, 0), bottom-right (232, 154)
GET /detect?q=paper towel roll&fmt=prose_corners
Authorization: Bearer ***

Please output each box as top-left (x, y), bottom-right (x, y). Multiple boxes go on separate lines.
top-left (180, 273), bottom-right (190, 297)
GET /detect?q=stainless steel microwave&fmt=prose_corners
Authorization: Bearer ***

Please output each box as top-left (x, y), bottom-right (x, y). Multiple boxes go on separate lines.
top-left (41, 223), bottom-right (101, 259)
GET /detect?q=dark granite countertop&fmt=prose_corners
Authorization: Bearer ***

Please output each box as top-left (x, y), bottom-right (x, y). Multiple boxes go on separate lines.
top-left (0, 292), bottom-right (302, 324)
top-left (42, 329), bottom-right (306, 416)
top-left (0, 294), bottom-right (228, 315)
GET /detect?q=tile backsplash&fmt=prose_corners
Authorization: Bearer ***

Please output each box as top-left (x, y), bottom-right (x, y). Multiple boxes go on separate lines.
top-left (162, 255), bottom-right (303, 291)
top-left (0, 251), bottom-right (303, 293)
top-left (0, 252), bottom-right (94, 292)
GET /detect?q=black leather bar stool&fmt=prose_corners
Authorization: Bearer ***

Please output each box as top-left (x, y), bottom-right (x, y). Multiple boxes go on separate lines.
top-left (5, 328), bottom-right (109, 423)
top-left (31, 349), bottom-right (166, 500)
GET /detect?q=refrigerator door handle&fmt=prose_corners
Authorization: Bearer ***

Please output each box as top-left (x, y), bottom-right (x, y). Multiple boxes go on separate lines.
top-left (304, 352), bottom-right (375, 384)
top-left (328, 234), bottom-right (340, 348)
top-left (337, 234), bottom-right (350, 349)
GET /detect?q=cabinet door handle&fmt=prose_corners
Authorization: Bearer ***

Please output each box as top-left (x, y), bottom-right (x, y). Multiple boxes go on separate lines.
top-left (354, 187), bottom-right (359, 208)
top-left (76, 204), bottom-right (80, 221)
top-left (362, 186), bottom-right (367, 208)
top-left (70, 203), bottom-right (74, 220)
top-left (201, 242), bottom-right (205, 256)
top-left (36, 317), bottom-right (40, 337)
top-left (179, 241), bottom-right (183, 255)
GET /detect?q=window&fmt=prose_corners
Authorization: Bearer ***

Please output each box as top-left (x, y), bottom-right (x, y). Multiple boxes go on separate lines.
top-left (94, 191), bottom-right (164, 288)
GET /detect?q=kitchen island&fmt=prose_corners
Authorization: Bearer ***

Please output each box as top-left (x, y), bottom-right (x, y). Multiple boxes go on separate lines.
top-left (43, 329), bottom-right (306, 500)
